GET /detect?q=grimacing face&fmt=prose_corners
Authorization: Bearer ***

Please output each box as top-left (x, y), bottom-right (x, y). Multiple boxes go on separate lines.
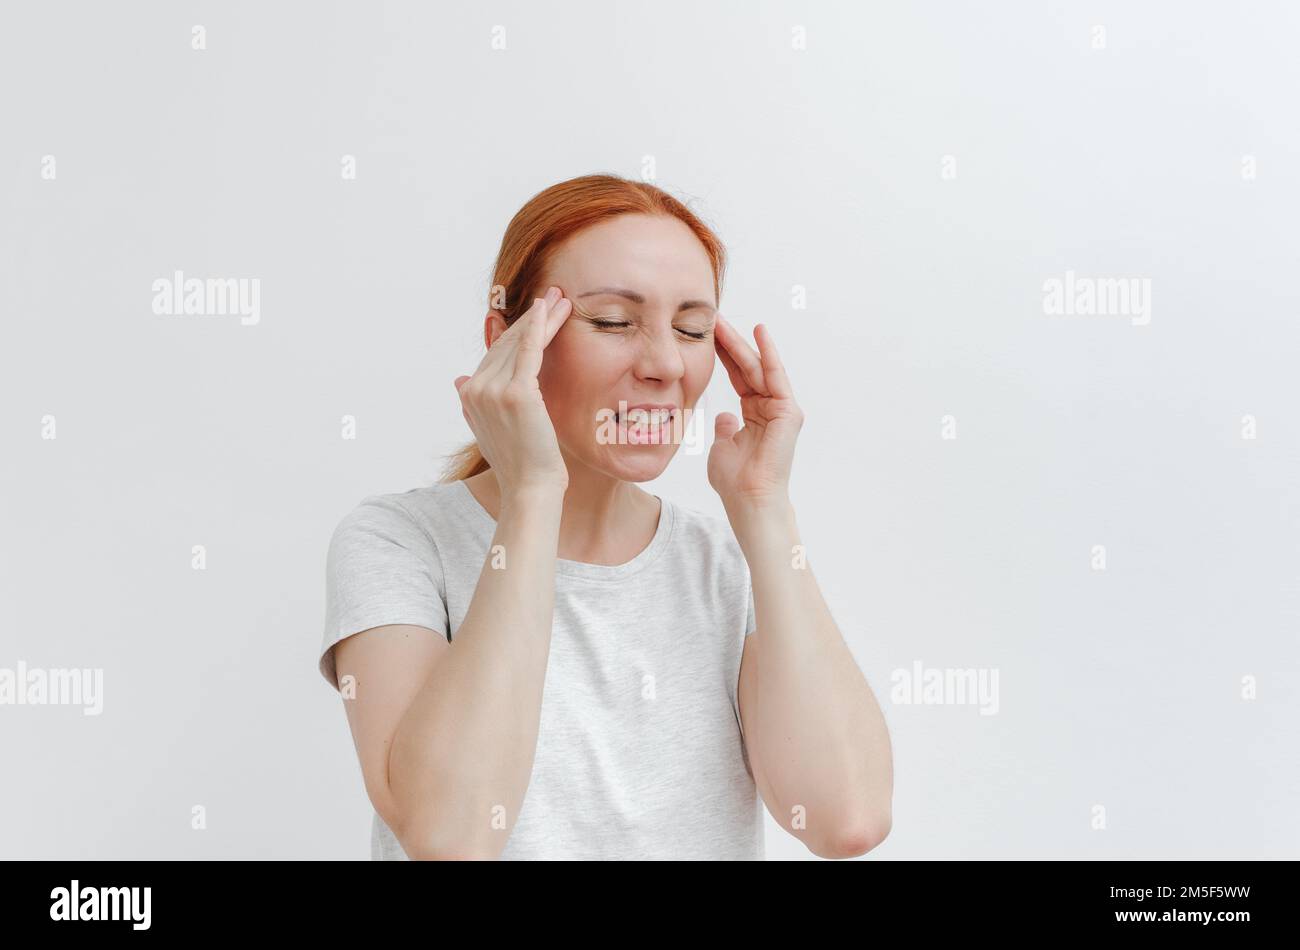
top-left (498, 213), bottom-right (719, 484)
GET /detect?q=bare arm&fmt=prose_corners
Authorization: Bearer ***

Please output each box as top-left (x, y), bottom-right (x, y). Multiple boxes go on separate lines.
top-left (332, 289), bottom-right (574, 859)
top-left (709, 317), bottom-right (893, 859)
top-left (391, 485), bottom-right (563, 858)
top-left (333, 484), bottom-right (563, 860)
top-left (733, 497), bottom-right (893, 859)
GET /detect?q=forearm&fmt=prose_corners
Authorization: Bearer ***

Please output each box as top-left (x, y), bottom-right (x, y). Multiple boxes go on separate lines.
top-left (728, 496), bottom-right (894, 855)
top-left (390, 485), bottom-right (563, 859)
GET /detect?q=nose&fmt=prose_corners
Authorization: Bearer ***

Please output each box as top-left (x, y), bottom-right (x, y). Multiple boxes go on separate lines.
top-left (630, 323), bottom-right (686, 384)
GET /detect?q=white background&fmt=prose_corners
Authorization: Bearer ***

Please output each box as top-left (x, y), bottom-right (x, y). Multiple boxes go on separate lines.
top-left (2, 1), bottom-right (1297, 859)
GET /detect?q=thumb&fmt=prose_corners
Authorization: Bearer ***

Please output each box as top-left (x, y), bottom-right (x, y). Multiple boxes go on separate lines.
top-left (714, 411), bottom-right (741, 442)
top-left (453, 375), bottom-right (470, 394)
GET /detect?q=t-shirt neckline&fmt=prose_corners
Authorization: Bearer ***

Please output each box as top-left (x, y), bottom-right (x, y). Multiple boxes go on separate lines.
top-left (450, 478), bottom-right (675, 582)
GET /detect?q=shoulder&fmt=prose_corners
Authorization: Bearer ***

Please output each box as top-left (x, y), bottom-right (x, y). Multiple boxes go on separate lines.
top-left (327, 485), bottom-right (459, 563)
top-left (331, 490), bottom-right (425, 541)
top-left (664, 498), bottom-right (747, 570)
top-left (663, 498), bottom-right (755, 634)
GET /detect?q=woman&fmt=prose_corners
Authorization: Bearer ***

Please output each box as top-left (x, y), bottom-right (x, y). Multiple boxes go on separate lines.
top-left (318, 173), bottom-right (893, 860)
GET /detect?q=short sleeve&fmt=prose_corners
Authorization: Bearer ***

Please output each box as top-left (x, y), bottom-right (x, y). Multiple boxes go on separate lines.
top-left (318, 495), bottom-right (450, 691)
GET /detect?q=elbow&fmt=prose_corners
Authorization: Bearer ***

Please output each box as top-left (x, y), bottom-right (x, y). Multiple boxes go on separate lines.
top-left (394, 811), bottom-right (505, 862)
top-left (813, 810), bottom-right (892, 860)
top-left (403, 840), bottom-right (499, 861)
top-left (380, 769), bottom-right (508, 860)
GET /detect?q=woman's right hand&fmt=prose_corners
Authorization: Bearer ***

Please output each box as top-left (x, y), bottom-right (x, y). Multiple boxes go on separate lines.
top-left (454, 286), bottom-right (573, 497)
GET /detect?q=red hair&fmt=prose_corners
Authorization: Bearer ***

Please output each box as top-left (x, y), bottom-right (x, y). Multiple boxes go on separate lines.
top-left (439, 173), bottom-right (726, 482)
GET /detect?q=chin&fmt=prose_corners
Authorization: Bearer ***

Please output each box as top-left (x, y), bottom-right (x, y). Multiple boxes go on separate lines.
top-left (592, 446), bottom-right (676, 483)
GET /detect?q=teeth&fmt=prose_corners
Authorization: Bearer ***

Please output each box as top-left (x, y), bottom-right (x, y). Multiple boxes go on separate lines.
top-left (622, 408), bottom-right (672, 425)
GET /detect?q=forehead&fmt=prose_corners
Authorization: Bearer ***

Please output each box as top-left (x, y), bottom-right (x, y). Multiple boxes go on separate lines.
top-left (547, 214), bottom-right (715, 303)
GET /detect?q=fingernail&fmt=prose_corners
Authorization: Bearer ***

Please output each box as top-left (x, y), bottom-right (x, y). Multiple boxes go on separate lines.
top-left (545, 286), bottom-right (561, 305)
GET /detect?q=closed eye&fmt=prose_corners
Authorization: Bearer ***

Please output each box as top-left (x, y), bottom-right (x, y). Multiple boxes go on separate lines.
top-left (590, 318), bottom-right (709, 341)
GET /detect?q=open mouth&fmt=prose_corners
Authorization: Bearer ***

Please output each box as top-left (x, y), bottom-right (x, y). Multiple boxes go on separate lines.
top-left (615, 408), bottom-right (676, 425)
top-left (616, 408), bottom-right (677, 445)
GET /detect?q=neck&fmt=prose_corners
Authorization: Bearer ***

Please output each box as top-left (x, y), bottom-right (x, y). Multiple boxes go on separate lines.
top-left (465, 454), bottom-right (659, 565)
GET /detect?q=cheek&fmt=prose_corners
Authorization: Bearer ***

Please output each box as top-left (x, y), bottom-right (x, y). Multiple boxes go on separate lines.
top-left (536, 334), bottom-right (621, 417)
top-left (542, 332), bottom-right (625, 383)
top-left (537, 331), bottom-right (582, 389)
top-left (683, 348), bottom-right (715, 397)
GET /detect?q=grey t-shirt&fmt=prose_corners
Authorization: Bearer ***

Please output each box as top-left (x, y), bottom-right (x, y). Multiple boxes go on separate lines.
top-left (318, 479), bottom-right (763, 860)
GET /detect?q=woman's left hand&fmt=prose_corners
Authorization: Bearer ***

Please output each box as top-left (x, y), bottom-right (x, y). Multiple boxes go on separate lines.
top-left (707, 315), bottom-right (803, 509)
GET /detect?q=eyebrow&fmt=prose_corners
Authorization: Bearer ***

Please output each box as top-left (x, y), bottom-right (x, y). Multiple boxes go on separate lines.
top-left (576, 286), bottom-right (717, 315)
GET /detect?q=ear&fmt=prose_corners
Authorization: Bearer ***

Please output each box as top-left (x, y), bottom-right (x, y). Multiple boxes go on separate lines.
top-left (484, 307), bottom-right (508, 350)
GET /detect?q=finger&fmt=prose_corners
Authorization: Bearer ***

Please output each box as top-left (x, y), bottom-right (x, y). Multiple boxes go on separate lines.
top-left (715, 335), bottom-right (753, 397)
top-left (540, 294), bottom-right (573, 348)
top-left (470, 301), bottom-right (532, 382)
top-left (492, 303), bottom-right (542, 385)
top-left (509, 290), bottom-right (572, 382)
top-left (453, 376), bottom-right (473, 429)
top-left (484, 297), bottom-right (548, 386)
top-left (715, 314), bottom-right (768, 395)
top-left (753, 324), bottom-right (793, 399)
top-left (714, 411), bottom-right (741, 442)
top-left (511, 297), bottom-right (556, 384)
